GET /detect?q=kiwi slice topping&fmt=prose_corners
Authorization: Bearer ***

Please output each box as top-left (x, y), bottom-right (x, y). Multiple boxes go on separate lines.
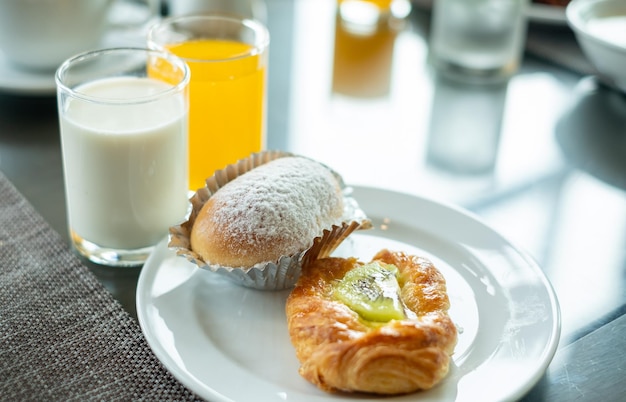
top-left (333, 261), bottom-right (406, 322)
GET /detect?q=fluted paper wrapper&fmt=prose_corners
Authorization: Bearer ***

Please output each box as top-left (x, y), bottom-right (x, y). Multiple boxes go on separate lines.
top-left (168, 150), bottom-right (371, 290)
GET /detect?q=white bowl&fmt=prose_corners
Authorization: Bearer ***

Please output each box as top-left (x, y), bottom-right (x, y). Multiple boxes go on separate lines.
top-left (566, 0), bottom-right (626, 92)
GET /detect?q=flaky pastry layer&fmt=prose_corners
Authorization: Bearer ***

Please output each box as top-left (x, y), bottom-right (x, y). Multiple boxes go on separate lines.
top-left (286, 249), bottom-right (457, 395)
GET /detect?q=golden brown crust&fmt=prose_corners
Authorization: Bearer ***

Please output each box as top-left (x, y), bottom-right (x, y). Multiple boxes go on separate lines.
top-left (286, 249), bottom-right (457, 395)
top-left (189, 156), bottom-right (344, 268)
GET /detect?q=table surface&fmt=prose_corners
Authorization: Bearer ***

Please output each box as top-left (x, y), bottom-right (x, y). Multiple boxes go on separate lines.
top-left (1, 1), bottom-right (625, 400)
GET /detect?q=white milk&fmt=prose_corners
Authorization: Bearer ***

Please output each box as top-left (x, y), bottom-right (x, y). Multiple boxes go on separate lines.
top-left (60, 76), bottom-right (188, 250)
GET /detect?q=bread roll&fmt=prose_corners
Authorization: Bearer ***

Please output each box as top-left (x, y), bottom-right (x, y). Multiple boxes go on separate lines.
top-left (190, 156), bottom-right (344, 268)
top-left (286, 249), bottom-right (457, 395)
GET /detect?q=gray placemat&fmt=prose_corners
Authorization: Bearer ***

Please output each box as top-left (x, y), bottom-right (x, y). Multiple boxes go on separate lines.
top-left (0, 170), bottom-right (203, 401)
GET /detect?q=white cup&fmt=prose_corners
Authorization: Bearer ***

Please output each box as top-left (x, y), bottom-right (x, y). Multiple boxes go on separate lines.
top-left (0, 0), bottom-right (157, 72)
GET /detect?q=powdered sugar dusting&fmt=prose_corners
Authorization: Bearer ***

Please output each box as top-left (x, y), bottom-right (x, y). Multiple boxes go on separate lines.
top-left (210, 157), bottom-right (344, 260)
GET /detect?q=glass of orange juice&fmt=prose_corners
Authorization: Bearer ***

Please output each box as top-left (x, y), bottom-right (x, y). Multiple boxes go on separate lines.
top-left (339, 0), bottom-right (394, 10)
top-left (148, 14), bottom-right (270, 191)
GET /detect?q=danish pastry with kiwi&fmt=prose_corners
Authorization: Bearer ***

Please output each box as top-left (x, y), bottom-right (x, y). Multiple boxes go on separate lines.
top-left (286, 249), bottom-right (457, 395)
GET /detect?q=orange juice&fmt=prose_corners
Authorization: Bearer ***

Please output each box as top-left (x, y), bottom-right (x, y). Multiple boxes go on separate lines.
top-left (338, 0), bottom-right (394, 11)
top-left (154, 39), bottom-right (267, 191)
top-left (332, 12), bottom-right (397, 97)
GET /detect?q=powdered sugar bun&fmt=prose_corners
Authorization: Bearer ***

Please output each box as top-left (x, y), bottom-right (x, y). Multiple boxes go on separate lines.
top-left (190, 156), bottom-right (344, 267)
top-left (169, 150), bottom-right (371, 290)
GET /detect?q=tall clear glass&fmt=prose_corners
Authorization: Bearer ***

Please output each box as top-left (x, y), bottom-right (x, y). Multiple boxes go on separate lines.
top-left (148, 14), bottom-right (270, 191)
top-left (430, 0), bottom-right (530, 82)
top-left (56, 48), bottom-right (190, 267)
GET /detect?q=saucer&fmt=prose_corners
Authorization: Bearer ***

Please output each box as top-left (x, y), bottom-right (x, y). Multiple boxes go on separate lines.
top-left (0, 19), bottom-right (150, 96)
top-left (0, 52), bottom-right (56, 96)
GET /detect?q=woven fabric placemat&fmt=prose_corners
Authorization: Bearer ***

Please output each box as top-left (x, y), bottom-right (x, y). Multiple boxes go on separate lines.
top-left (0, 171), bottom-right (203, 401)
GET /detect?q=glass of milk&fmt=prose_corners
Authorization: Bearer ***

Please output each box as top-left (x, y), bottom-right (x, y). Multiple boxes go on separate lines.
top-left (55, 48), bottom-right (190, 267)
top-left (429, 0), bottom-right (530, 83)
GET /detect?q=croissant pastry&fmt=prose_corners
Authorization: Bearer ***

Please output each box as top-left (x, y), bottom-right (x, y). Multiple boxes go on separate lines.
top-left (286, 249), bottom-right (457, 395)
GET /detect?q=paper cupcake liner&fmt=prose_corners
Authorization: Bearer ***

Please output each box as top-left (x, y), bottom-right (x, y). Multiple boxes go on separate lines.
top-left (168, 150), bottom-right (371, 290)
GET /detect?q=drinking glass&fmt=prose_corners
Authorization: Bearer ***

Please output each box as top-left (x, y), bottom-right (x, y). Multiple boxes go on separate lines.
top-left (148, 14), bottom-right (270, 191)
top-left (56, 48), bottom-right (190, 267)
top-left (430, 0), bottom-right (530, 82)
top-left (332, 7), bottom-right (399, 98)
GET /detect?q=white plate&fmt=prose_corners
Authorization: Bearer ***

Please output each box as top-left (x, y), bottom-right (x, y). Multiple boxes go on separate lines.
top-left (413, 0), bottom-right (567, 25)
top-left (137, 186), bottom-right (561, 402)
